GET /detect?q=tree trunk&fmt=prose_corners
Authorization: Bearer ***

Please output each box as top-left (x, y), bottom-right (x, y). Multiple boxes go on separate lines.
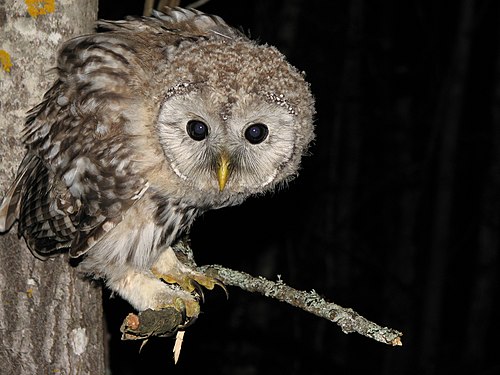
top-left (0, 1), bottom-right (104, 374)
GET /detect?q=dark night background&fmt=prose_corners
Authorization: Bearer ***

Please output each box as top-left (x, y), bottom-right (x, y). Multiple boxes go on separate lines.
top-left (99, 1), bottom-right (500, 374)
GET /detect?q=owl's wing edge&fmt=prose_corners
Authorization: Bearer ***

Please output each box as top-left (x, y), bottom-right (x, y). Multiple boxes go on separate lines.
top-left (0, 154), bottom-right (39, 233)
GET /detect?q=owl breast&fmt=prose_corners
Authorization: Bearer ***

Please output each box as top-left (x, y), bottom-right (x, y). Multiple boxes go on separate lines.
top-left (79, 191), bottom-right (201, 275)
top-left (151, 192), bottom-right (200, 248)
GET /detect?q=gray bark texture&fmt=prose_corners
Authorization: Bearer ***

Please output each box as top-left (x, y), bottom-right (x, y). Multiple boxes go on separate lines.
top-left (0, 1), bottom-right (105, 374)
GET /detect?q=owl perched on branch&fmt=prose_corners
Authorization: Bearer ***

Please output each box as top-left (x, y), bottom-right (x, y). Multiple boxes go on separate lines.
top-left (0, 7), bottom-right (314, 330)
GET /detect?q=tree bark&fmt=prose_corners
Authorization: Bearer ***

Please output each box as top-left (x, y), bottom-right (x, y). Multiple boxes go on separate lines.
top-left (203, 264), bottom-right (403, 346)
top-left (0, 1), bottom-right (104, 374)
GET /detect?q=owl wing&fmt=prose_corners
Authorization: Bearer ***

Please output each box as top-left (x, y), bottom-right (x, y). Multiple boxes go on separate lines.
top-left (0, 152), bottom-right (78, 258)
top-left (97, 7), bottom-right (244, 42)
top-left (0, 150), bottom-right (148, 260)
top-left (0, 153), bottom-right (39, 234)
top-left (1, 153), bottom-right (80, 258)
top-left (1, 31), bottom-right (151, 259)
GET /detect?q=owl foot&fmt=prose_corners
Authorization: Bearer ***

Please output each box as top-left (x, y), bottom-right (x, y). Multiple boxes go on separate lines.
top-left (105, 267), bottom-right (202, 341)
top-left (152, 268), bottom-right (225, 303)
top-left (102, 262), bottom-right (202, 318)
top-left (103, 246), bottom-right (226, 340)
top-left (151, 246), bottom-right (227, 304)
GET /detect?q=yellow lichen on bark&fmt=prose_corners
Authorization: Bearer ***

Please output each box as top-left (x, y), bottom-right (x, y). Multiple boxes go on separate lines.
top-left (0, 50), bottom-right (13, 73)
top-left (25, 0), bottom-right (56, 18)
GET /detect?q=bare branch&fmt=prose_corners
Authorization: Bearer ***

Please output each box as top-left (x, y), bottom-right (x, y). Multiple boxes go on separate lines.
top-left (202, 264), bottom-right (403, 346)
top-left (124, 241), bottom-right (402, 346)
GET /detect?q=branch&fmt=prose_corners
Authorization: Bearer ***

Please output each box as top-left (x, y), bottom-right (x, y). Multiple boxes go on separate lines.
top-left (120, 240), bottom-right (402, 346)
top-left (201, 264), bottom-right (403, 347)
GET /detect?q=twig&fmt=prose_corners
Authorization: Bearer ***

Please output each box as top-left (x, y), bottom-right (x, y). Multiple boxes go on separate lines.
top-left (202, 264), bottom-right (403, 346)
top-left (122, 240), bottom-right (402, 346)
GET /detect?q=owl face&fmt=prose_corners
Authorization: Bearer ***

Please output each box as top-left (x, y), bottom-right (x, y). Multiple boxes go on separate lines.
top-left (154, 39), bottom-right (315, 200)
top-left (157, 86), bottom-right (298, 195)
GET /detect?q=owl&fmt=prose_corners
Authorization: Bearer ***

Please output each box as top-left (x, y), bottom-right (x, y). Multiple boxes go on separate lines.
top-left (0, 7), bottom-right (314, 327)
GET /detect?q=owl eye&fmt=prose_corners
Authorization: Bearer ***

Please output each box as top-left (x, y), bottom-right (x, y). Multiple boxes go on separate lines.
top-left (244, 123), bottom-right (269, 144)
top-left (186, 120), bottom-right (209, 141)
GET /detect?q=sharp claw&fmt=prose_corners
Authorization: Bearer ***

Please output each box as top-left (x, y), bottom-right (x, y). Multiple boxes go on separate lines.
top-left (214, 278), bottom-right (229, 299)
top-left (178, 315), bottom-right (198, 330)
top-left (191, 280), bottom-right (205, 303)
top-left (139, 338), bottom-right (150, 352)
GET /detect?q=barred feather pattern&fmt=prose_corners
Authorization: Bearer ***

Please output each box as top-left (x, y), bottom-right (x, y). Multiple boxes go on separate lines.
top-left (0, 7), bottom-right (315, 313)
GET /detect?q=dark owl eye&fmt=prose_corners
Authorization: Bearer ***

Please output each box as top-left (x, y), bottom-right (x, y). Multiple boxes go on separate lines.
top-left (186, 120), bottom-right (209, 141)
top-left (244, 123), bottom-right (269, 144)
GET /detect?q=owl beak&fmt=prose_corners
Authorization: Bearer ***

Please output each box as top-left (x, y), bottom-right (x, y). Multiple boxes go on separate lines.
top-left (217, 152), bottom-right (231, 191)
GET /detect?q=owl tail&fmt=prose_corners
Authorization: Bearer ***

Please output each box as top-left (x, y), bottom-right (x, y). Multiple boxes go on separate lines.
top-left (0, 154), bottom-right (38, 232)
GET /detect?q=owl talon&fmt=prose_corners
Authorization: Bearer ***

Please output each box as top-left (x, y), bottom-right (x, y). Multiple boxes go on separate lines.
top-left (190, 279), bottom-right (205, 303)
top-left (153, 269), bottom-right (224, 302)
top-left (178, 315), bottom-right (198, 331)
top-left (214, 278), bottom-right (229, 299)
top-left (151, 246), bottom-right (225, 304)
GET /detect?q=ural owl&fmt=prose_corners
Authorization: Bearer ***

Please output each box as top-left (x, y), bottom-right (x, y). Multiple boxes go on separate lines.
top-left (0, 8), bottom-right (315, 327)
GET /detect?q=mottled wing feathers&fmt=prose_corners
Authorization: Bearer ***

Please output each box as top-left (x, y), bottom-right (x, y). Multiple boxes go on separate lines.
top-left (1, 151), bottom-right (149, 259)
top-left (0, 152), bottom-right (120, 259)
top-left (0, 153), bottom-right (78, 258)
top-left (0, 154), bottom-right (39, 233)
top-left (96, 7), bottom-right (244, 45)
top-left (2, 17), bottom-right (154, 258)
top-left (150, 7), bottom-right (244, 39)
top-left (16, 154), bottom-right (77, 258)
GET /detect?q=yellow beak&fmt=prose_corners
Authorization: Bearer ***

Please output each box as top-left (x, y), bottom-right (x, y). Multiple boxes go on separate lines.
top-left (217, 152), bottom-right (230, 191)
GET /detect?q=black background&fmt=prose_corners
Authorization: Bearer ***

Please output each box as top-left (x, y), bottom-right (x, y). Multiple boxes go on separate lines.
top-left (99, 1), bottom-right (500, 374)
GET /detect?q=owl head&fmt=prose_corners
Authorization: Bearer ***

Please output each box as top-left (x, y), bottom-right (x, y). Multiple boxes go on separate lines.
top-left (55, 8), bottom-right (315, 208)
top-left (154, 9), bottom-right (314, 200)
top-left (157, 36), bottom-right (315, 196)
